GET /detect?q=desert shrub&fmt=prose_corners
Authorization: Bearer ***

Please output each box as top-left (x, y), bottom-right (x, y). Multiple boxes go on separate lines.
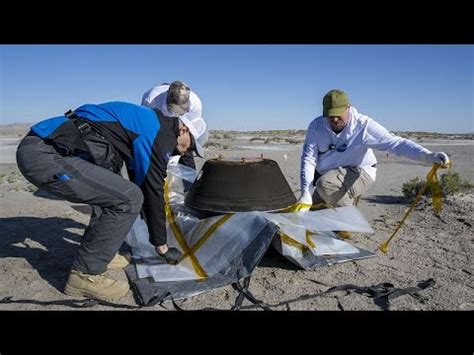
top-left (440, 171), bottom-right (474, 195)
top-left (7, 173), bottom-right (18, 184)
top-left (402, 177), bottom-right (426, 200)
top-left (203, 141), bottom-right (221, 148)
top-left (402, 171), bottom-right (474, 201)
top-left (25, 184), bottom-right (38, 193)
top-left (285, 138), bottom-right (300, 144)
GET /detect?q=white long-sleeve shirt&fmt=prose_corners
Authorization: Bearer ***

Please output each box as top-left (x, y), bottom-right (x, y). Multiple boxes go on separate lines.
top-left (300, 106), bottom-right (435, 193)
top-left (141, 84), bottom-right (203, 119)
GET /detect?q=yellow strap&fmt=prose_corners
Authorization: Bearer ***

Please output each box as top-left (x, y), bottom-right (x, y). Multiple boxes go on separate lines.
top-left (279, 232), bottom-right (309, 253)
top-left (379, 162), bottom-right (451, 254)
top-left (427, 165), bottom-right (443, 215)
top-left (306, 230), bottom-right (317, 249)
top-left (164, 179), bottom-right (208, 279)
top-left (181, 214), bottom-right (234, 260)
top-left (282, 202), bottom-right (333, 213)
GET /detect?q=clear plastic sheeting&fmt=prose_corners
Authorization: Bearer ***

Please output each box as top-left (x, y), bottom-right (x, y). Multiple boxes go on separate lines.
top-left (262, 208), bottom-right (375, 269)
top-left (272, 230), bottom-right (375, 270)
top-left (125, 160), bottom-right (376, 284)
top-left (264, 207), bottom-right (375, 233)
top-left (126, 212), bottom-right (274, 282)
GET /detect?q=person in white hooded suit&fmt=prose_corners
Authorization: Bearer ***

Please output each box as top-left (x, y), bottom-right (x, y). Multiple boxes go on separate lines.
top-left (298, 89), bottom-right (450, 211)
top-left (141, 81), bottom-right (208, 173)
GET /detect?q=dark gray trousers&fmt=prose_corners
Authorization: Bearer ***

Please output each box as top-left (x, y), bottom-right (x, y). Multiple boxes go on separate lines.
top-left (16, 134), bottom-right (143, 274)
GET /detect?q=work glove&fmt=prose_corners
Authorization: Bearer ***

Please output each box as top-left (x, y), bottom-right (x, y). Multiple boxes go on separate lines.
top-left (430, 152), bottom-right (450, 167)
top-left (156, 246), bottom-right (183, 265)
top-left (293, 188), bottom-right (314, 212)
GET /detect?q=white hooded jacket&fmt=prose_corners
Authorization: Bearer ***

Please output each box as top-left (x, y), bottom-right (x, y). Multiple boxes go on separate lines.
top-left (141, 84), bottom-right (203, 120)
top-left (300, 106), bottom-right (434, 194)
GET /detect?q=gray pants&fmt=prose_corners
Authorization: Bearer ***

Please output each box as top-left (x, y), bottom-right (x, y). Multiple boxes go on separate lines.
top-left (16, 134), bottom-right (143, 274)
top-left (312, 166), bottom-right (374, 207)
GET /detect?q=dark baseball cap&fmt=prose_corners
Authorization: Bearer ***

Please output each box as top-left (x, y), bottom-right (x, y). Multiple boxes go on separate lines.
top-left (166, 81), bottom-right (191, 115)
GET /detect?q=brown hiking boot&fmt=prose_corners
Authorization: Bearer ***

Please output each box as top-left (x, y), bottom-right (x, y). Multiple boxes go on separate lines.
top-left (64, 270), bottom-right (129, 301)
top-left (107, 253), bottom-right (130, 270)
top-left (335, 231), bottom-right (352, 239)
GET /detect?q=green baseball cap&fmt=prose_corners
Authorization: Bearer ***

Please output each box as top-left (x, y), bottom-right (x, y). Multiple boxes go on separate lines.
top-left (323, 89), bottom-right (349, 117)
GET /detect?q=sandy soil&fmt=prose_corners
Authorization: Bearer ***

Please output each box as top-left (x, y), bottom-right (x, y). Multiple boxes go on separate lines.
top-left (0, 130), bottom-right (472, 310)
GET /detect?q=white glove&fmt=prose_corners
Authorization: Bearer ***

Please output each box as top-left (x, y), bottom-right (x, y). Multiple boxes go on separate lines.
top-left (430, 152), bottom-right (450, 167)
top-left (299, 189), bottom-right (313, 204)
top-left (294, 189), bottom-right (313, 212)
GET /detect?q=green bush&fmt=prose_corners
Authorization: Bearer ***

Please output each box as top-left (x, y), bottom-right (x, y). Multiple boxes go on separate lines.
top-left (203, 141), bottom-right (220, 148)
top-left (25, 184), bottom-right (38, 193)
top-left (402, 171), bottom-right (474, 201)
top-left (402, 176), bottom-right (426, 200)
top-left (7, 173), bottom-right (18, 184)
top-left (440, 171), bottom-right (474, 195)
top-left (284, 138), bottom-right (300, 144)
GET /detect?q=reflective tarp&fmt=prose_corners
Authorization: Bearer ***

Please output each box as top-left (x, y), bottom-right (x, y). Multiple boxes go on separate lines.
top-left (125, 159), bottom-right (375, 305)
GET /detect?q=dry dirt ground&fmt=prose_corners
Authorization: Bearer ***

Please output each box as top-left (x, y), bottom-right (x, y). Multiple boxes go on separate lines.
top-left (0, 129), bottom-right (472, 310)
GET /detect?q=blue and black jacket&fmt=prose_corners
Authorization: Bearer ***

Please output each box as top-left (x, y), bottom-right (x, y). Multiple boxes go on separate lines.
top-left (31, 101), bottom-right (180, 246)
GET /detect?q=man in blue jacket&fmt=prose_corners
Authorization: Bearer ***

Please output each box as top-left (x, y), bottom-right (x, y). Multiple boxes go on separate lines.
top-left (16, 101), bottom-right (208, 301)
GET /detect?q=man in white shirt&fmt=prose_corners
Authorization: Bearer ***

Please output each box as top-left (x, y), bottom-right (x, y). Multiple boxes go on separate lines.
top-left (142, 81), bottom-right (207, 172)
top-left (142, 81), bottom-right (203, 119)
top-left (298, 89), bottom-right (450, 211)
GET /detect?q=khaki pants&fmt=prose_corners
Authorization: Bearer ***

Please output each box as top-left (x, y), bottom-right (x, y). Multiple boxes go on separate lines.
top-left (311, 166), bottom-right (374, 208)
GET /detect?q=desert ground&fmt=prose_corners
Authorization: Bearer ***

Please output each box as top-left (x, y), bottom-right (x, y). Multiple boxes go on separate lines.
top-left (0, 126), bottom-right (472, 310)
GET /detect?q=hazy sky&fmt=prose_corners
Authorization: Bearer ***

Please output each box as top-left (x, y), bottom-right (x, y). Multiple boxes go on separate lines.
top-left (1, 45), bottom-right (472, 133)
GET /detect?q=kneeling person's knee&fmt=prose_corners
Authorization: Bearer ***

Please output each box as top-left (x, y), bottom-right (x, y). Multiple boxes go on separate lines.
top-left (315, 174), bottom-right (350, 207)
top-left (118, 185), bottom-right (143, 214)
